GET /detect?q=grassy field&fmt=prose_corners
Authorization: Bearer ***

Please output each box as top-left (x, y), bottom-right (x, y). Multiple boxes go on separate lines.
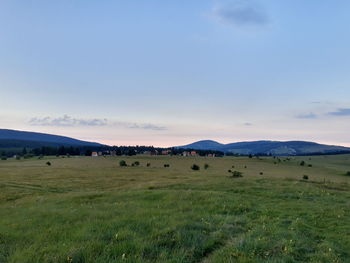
top-left (1, 155), bottom-right (350, 263)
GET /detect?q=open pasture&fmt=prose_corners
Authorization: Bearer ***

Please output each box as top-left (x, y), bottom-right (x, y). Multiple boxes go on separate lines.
top-left (1, 155), bottom-right (350, 263)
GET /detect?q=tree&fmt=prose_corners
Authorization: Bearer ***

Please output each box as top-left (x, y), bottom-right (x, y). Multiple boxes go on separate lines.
top-left (22, 147), bottom-right (27, 155)
top-left (119, 160), bottom-right (127, 167)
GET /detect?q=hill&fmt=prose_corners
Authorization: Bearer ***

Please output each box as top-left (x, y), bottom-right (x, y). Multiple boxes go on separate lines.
top-left (0, 129), bottom-right (104, 150)
top-left (179, 140), bottom-right (350, 156)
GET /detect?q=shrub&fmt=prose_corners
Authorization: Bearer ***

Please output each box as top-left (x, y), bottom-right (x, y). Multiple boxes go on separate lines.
top-left (259, 172), bottom-right (264, 175)
top-left (119, 160), bottom-right (127, 167)
top-left (303, 175), bottom-right (309, 180)
top-left (131, 161), bottom-right (140, 167)
top-left (146, 163), bottom-right (151, 167)
top-left (191, 164), bottom-right (200, 171)
top-left (204, 164), bottom-right (209, 169)
top-left (230, 171), bottom-right (243, 178)
top-left (228, 169), bottom-right (232, 173)
top-left (300, 161), bottom-right (305, 166)
top-left (1, 156), bottom-right (7, 161)
top-left (308, 164), bottom-right (313, 167)
top-left (16, 156), bottom-right (21, 160)
top-left (46, 161), bottom-right (51, 166)
top-left (244, 166), bottom-right (247, 169)
top-left (164, 164), bottom-right (170, 168)
top-left (346, 171), bottom-right (350, 176)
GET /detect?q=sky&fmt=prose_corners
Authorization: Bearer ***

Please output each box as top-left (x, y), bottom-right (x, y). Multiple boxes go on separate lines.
top-left (1, 0), bottom-right (350, 147)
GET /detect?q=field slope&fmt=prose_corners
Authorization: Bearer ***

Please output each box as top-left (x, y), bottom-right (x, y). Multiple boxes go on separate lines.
top-left (1, 155), bottom-right (350, 262)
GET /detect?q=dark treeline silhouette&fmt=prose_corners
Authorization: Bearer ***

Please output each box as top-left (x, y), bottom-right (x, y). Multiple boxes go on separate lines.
top-left (0, 145), bottom-right (225, 158)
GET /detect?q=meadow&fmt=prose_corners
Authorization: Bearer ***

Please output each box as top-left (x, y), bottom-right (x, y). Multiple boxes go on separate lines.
top-left (0, 154), bottom-right (350, 263)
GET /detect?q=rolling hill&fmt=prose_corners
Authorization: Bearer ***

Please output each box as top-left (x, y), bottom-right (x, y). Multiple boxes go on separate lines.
top-left (179, 140), bottom-right (350, 156)
top-left (0, 129), bottom-right (104, 150)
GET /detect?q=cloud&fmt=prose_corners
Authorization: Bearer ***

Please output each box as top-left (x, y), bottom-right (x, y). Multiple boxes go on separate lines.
top-left (29, 115), bottom-right (108, 127)
top-left (328, 108), bottom-right (350, 116)
top-left (114, 121), bottom-right (167, 131)
top-left (296, 113), bottom-right (318, 119)
top-left (211, 0), bottom-right (269, 27)
top-left (29, 115), bottom-right (167, 131)
top-left (244, 122), bottom-right (253, 126)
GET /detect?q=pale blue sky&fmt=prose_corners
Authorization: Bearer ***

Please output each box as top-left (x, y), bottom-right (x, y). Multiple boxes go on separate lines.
top-left (1, 0), bottom-right (349, 146)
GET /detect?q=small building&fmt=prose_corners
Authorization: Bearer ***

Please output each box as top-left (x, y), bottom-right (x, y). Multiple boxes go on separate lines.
top-left (91, 152), bottom-right (98, 157)
top-left (162, 150), bottom-right (171, 155)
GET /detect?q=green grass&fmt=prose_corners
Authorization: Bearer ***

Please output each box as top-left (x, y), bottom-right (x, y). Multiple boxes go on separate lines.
top-left (1, 155), bottom-right (350, 262)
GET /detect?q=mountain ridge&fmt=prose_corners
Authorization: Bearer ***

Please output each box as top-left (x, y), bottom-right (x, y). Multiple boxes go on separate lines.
top-left (179, 140), bottom-right (350, 156)
top-left (0, 129), bottom-right (104, 148)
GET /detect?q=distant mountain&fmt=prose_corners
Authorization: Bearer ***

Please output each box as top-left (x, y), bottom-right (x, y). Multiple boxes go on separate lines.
top-left (179, 140), bottom-right (350, 156)
top-left (0, 129), bottom-right (104, 149)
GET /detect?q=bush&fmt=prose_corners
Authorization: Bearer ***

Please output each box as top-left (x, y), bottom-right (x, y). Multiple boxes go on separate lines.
top-left (303, 175), bottom-right (309, 180)
top-left (346, 171), bottom-right (350, 176)
top-left (164, 164), bottom-right (170, 168)
top-left (16, 156), bottom-right (21, 160)
top-left (204, 164), bottom-right (209, 169)
top-left (308, 164), bottom-right (313, 167)
top-left (146, 163), bottom-right (151, 167)
top-left (300, 161), bottom-right (305, 166)
top-left (119, 160), bottom-right (127, 167)
top-left (131, 161), bottom-right (140, 167)
top-left (230, 171), bottom-right (243, 178)
top-left (260, 172), bottom-right (264, 175)
top-left (1, 156), bottom-right (7, 160)
top-left (46, 161), bottom-right (51, 166)
top-left (191, 164), bottom-right (200, 171)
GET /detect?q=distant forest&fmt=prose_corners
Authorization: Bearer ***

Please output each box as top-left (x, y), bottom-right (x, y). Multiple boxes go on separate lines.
top-left (0, 145), bottom-right (225, 159)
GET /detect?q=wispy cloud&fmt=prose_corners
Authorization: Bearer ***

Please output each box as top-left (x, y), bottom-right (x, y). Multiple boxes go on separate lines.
top-left (296, 113), bottom-right (318, 119)
top-left (328, 108), bottom-right (350, 116)
top-left (244, 122), bottom-right (253, 126)
top-left (29, 115), bottom-right (108, 127)
top-left (211, 0), bottom-right (269, 27)
top-left (114, 121), bottom-right (167, 131)
top-left (29, 115), bottom-right (167, 131)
